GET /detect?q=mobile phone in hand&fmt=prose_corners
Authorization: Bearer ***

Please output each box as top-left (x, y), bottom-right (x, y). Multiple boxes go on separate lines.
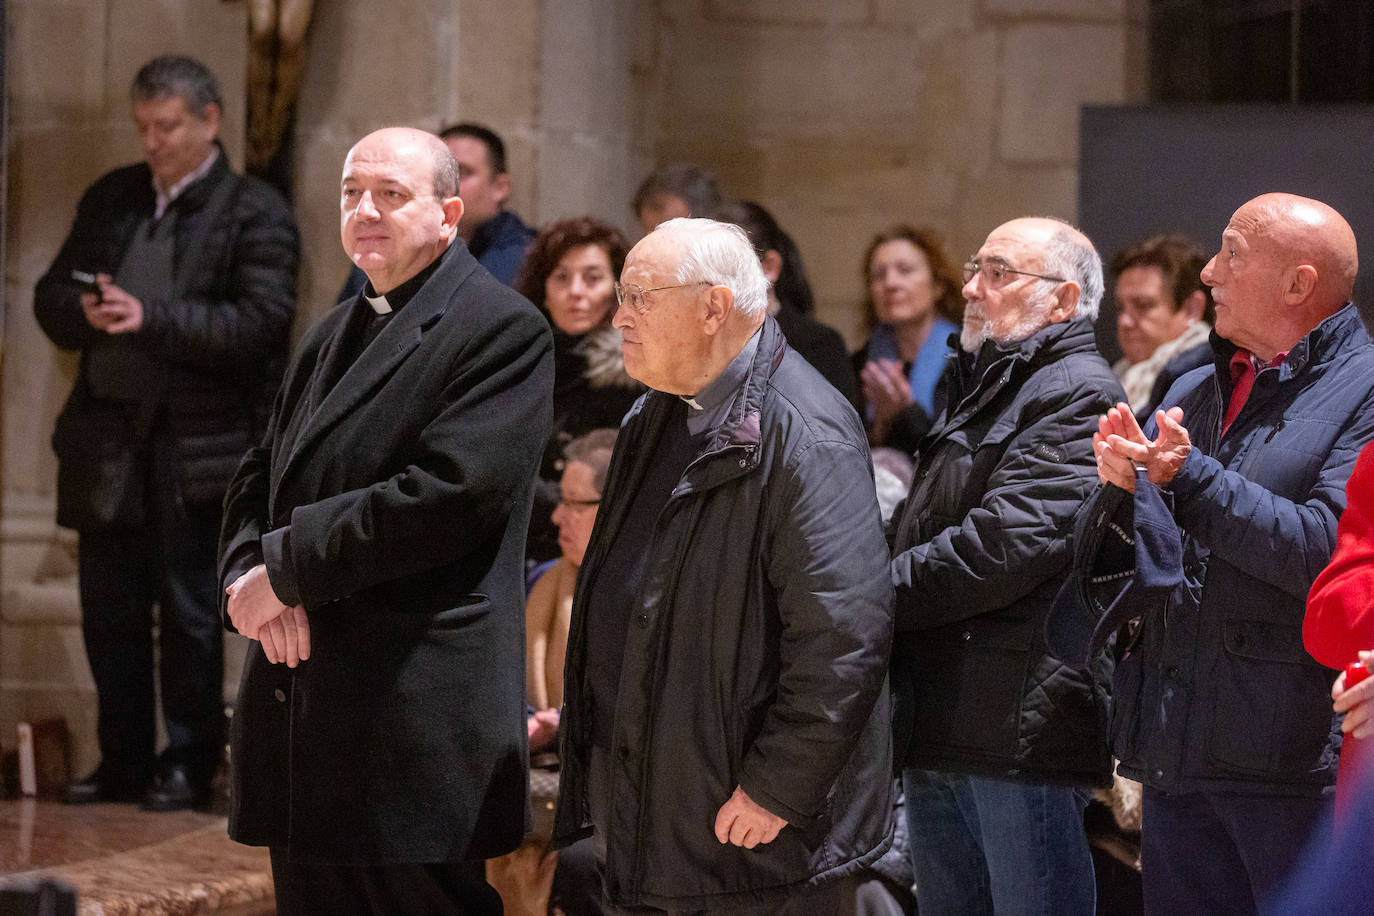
top-left (70, 270), bottom-right (101, 296)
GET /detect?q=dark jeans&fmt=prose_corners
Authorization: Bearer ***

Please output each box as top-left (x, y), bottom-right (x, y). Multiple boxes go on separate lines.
top-left (76, 442), bottom-right (223, 783)
top-left (1140, 786), bottom-right (1332, 916)
top-left (902, 768), bottom-right (1095, 916)
top-left (270, 850), bottom-right (501, 915)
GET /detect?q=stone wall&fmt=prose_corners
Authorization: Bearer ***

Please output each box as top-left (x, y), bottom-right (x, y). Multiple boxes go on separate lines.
top-left (649, 0), bottom-right (1148, 343)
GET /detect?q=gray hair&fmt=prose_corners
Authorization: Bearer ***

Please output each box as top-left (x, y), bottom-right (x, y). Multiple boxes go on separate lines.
top-left (431, 145), bottom-right (460, 200)
top-left (563, 428), bottom-right (618, 494)
top-left (657, 218), bottom-right (769, 320)
top-left (1039, 220), bottom-right (1103, 322)
top-left (131, 56), bottom-right (222, 118)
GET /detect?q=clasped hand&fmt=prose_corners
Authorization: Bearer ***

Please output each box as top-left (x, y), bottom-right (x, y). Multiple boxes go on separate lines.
top-left (1093, 403), bottom-right (1192, 492)
top-left (226, 564), bottom-right (310, 667)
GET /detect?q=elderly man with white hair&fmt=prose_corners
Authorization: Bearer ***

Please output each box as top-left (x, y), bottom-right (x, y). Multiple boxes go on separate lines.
top-left (552, 218), bottom-right (894, 913)
top-left (888, 217), bottom-right (1126, 916)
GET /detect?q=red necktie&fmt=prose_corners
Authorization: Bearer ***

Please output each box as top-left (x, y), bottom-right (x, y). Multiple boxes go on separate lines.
top-left (1221, 350), bottom-right (1255, 437)
top-left (1223, 349), bottom-right (1287, 436)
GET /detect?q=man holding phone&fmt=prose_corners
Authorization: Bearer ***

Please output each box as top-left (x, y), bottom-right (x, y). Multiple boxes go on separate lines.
top-left (33, 55), bottom-right (298, 811)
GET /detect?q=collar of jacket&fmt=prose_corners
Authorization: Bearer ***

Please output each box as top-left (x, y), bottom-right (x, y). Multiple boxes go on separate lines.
top-left (627, 315), bottom-right (787, 496)
top-left (947, 317), bottom-right (1099, 409)
top-left (134, 140), bottom-right (233, 217)
top-left (1204, 301), bottom-right (1369, 386)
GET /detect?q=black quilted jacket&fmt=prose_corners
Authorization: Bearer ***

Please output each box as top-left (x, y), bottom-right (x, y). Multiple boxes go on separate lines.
top-left (889, 318), bottom-right (1125, 786)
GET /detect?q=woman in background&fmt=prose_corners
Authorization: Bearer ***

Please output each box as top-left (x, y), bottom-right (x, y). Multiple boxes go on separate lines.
top-left (516, 218), bottom-right (642, 563)
top-left (853, 225), bottom-right (964, 454)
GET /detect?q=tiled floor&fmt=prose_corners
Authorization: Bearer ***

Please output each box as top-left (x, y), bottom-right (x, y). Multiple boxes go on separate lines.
top-left (0, 799), bottom-right (273, 914)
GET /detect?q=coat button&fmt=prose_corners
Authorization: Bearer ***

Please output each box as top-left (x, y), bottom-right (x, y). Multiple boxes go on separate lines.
top-left (616, 746), bottom-right (630, 762)
top-left (1167, 665), bottom-right (1180, 678)
top-left (961, 631), bottom-right (972, 642)
top-left (637, 613), bottom-right (649, 628)
top-left (738, 458), bottom-right (748, 468)
top-left (274, 689), bottom-right (286, 703)
top-left (1154, 768), bottom-right (1164, 780)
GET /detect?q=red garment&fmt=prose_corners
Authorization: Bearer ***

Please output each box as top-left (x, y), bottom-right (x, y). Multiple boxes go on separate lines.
top-left (1305, 440), bottom-right (1374, 815)
top-left (1222, 349), bottom-right (1288, 436)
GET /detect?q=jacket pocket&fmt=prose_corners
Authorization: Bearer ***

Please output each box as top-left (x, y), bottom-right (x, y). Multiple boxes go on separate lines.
top-left (908, 618), bottom-right (1030, 760)
top-left (1204, 619), bottom-right (1335, 780)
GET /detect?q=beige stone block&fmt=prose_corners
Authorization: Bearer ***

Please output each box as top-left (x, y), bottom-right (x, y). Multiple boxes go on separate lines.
top-left (983, 0), bottom-right (1125, 18)
top-left (7, 2), bottom-right (107, 128)
top-left (916, 28), bottom-right (1000, 174)
top-left (296, 1), bottom-right (455, 135)
top-left (999, 24), bottom-right (1127, 164)
top-left (660, 20), bottom-right (925, 143)
top-left (874, 0), bottom-right (975, 40)
top-left (704, 0), bottom-right (871, 25)
top-left (458, 0), bottom-right (539, 124)
top-left (0, 619), bottom-right (88, 688)
top-left (958, 163), bottom-right (1079, 243)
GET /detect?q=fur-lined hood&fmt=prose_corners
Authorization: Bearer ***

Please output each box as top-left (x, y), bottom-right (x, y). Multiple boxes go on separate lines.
top-left (575, 324), bottom-right (638, 389)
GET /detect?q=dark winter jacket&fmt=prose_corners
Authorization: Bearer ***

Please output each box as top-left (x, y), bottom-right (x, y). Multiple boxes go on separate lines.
top-left (553, 317), bottom-right (894, 910)
top-left (34, 149), bottom-right (299, 522)
top-left (889, 318), bottom-right (1125, 786)
top-left (1100, 304), bottom-right (1374, 797)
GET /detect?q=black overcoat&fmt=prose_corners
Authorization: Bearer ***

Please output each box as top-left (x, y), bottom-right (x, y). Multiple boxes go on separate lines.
top-left (219, 242), bottom-right (554, 864)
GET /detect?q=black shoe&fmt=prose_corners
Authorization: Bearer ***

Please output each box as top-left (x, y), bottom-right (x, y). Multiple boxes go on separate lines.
top-left (61, 767), bottom-right (148, 805)
top-left (140, 765), bottom-right (212, 812)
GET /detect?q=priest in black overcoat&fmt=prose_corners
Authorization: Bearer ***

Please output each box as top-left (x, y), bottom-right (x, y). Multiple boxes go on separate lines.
top-left (218, 127), bottom-right (553, 913)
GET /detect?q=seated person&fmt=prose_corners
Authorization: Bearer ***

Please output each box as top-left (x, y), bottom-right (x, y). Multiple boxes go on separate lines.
top-left (527, 429), bottom-right (618, 714)
top-left (1109, 233), bottom-right (1213, 423)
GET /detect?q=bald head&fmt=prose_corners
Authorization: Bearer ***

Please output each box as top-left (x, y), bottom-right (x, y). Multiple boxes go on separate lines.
top-left (1232, 193), bottom-right (1357, 308)
top-left (340, 127), bottom-right (465, 293)
top-left (1202, 193), bottom-right (1358, 360)
top-left (346, 127), bottom-right (459, 201)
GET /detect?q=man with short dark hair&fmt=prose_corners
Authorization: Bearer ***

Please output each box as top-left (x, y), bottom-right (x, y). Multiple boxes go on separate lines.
top-left (631, 162), bottom-right (722, 235)
top-left (1110, 233), bottom-right (1214, 423)
top-left (34, 54), bottom-right (298, 811)
top-left (554, 218), bottom-right (893, 913)
top-left (220, 126), bottom-right (552, 914)
top-left (889, 217), bottom-right (1125, 916)
top-left (1088, 193), bottom-right (1374, 914)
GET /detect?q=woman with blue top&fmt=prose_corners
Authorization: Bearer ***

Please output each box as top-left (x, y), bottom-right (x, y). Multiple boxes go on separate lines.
top-left (853, 225), bottom-right (965, 454)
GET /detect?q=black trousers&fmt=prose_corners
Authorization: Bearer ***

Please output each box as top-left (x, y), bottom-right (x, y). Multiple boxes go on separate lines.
top-left (270, 850), bottom-right (502, 915)
top-left (76, 442), bottom-right (224, 783)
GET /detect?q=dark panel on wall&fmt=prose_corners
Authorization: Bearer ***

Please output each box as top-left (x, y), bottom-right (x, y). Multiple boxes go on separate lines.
top-left (1079, 104), bottom-right (1374, 362)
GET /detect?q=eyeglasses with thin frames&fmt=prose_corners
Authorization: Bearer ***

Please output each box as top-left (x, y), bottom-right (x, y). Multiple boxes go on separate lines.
top-left (962, 257), bottom-right (1066, 287)
top-left (613, 281), bottom-right (711, 314)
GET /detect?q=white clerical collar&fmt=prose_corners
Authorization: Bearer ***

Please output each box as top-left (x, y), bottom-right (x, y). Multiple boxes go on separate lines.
top-left (364, 291), bottom-right (392, 315)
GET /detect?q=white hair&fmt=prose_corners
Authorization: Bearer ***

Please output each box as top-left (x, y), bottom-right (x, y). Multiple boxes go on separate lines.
top-left (655, 217), bottom-right (769, 319)
top-left (1041, 220), bottom-right (1103, 321)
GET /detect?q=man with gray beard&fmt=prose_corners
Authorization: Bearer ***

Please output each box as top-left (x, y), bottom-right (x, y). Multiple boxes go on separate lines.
top-left (887, 217), bottom-right (1125, 915)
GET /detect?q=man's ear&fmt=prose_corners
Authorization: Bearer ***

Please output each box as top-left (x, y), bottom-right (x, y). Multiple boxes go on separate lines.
top-left (492, 172), bottom-right (512, 207)
top-left (441, 196), bottom-right (465, 239)
top-left (761, 250), bottom-right (783, 284)
top-left (1288, 264), bottom-right (1318, 302)
top-left (701, 285), bottom-right (734, 335)
top-left (1050, 281), bottom-right (1081, 322)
